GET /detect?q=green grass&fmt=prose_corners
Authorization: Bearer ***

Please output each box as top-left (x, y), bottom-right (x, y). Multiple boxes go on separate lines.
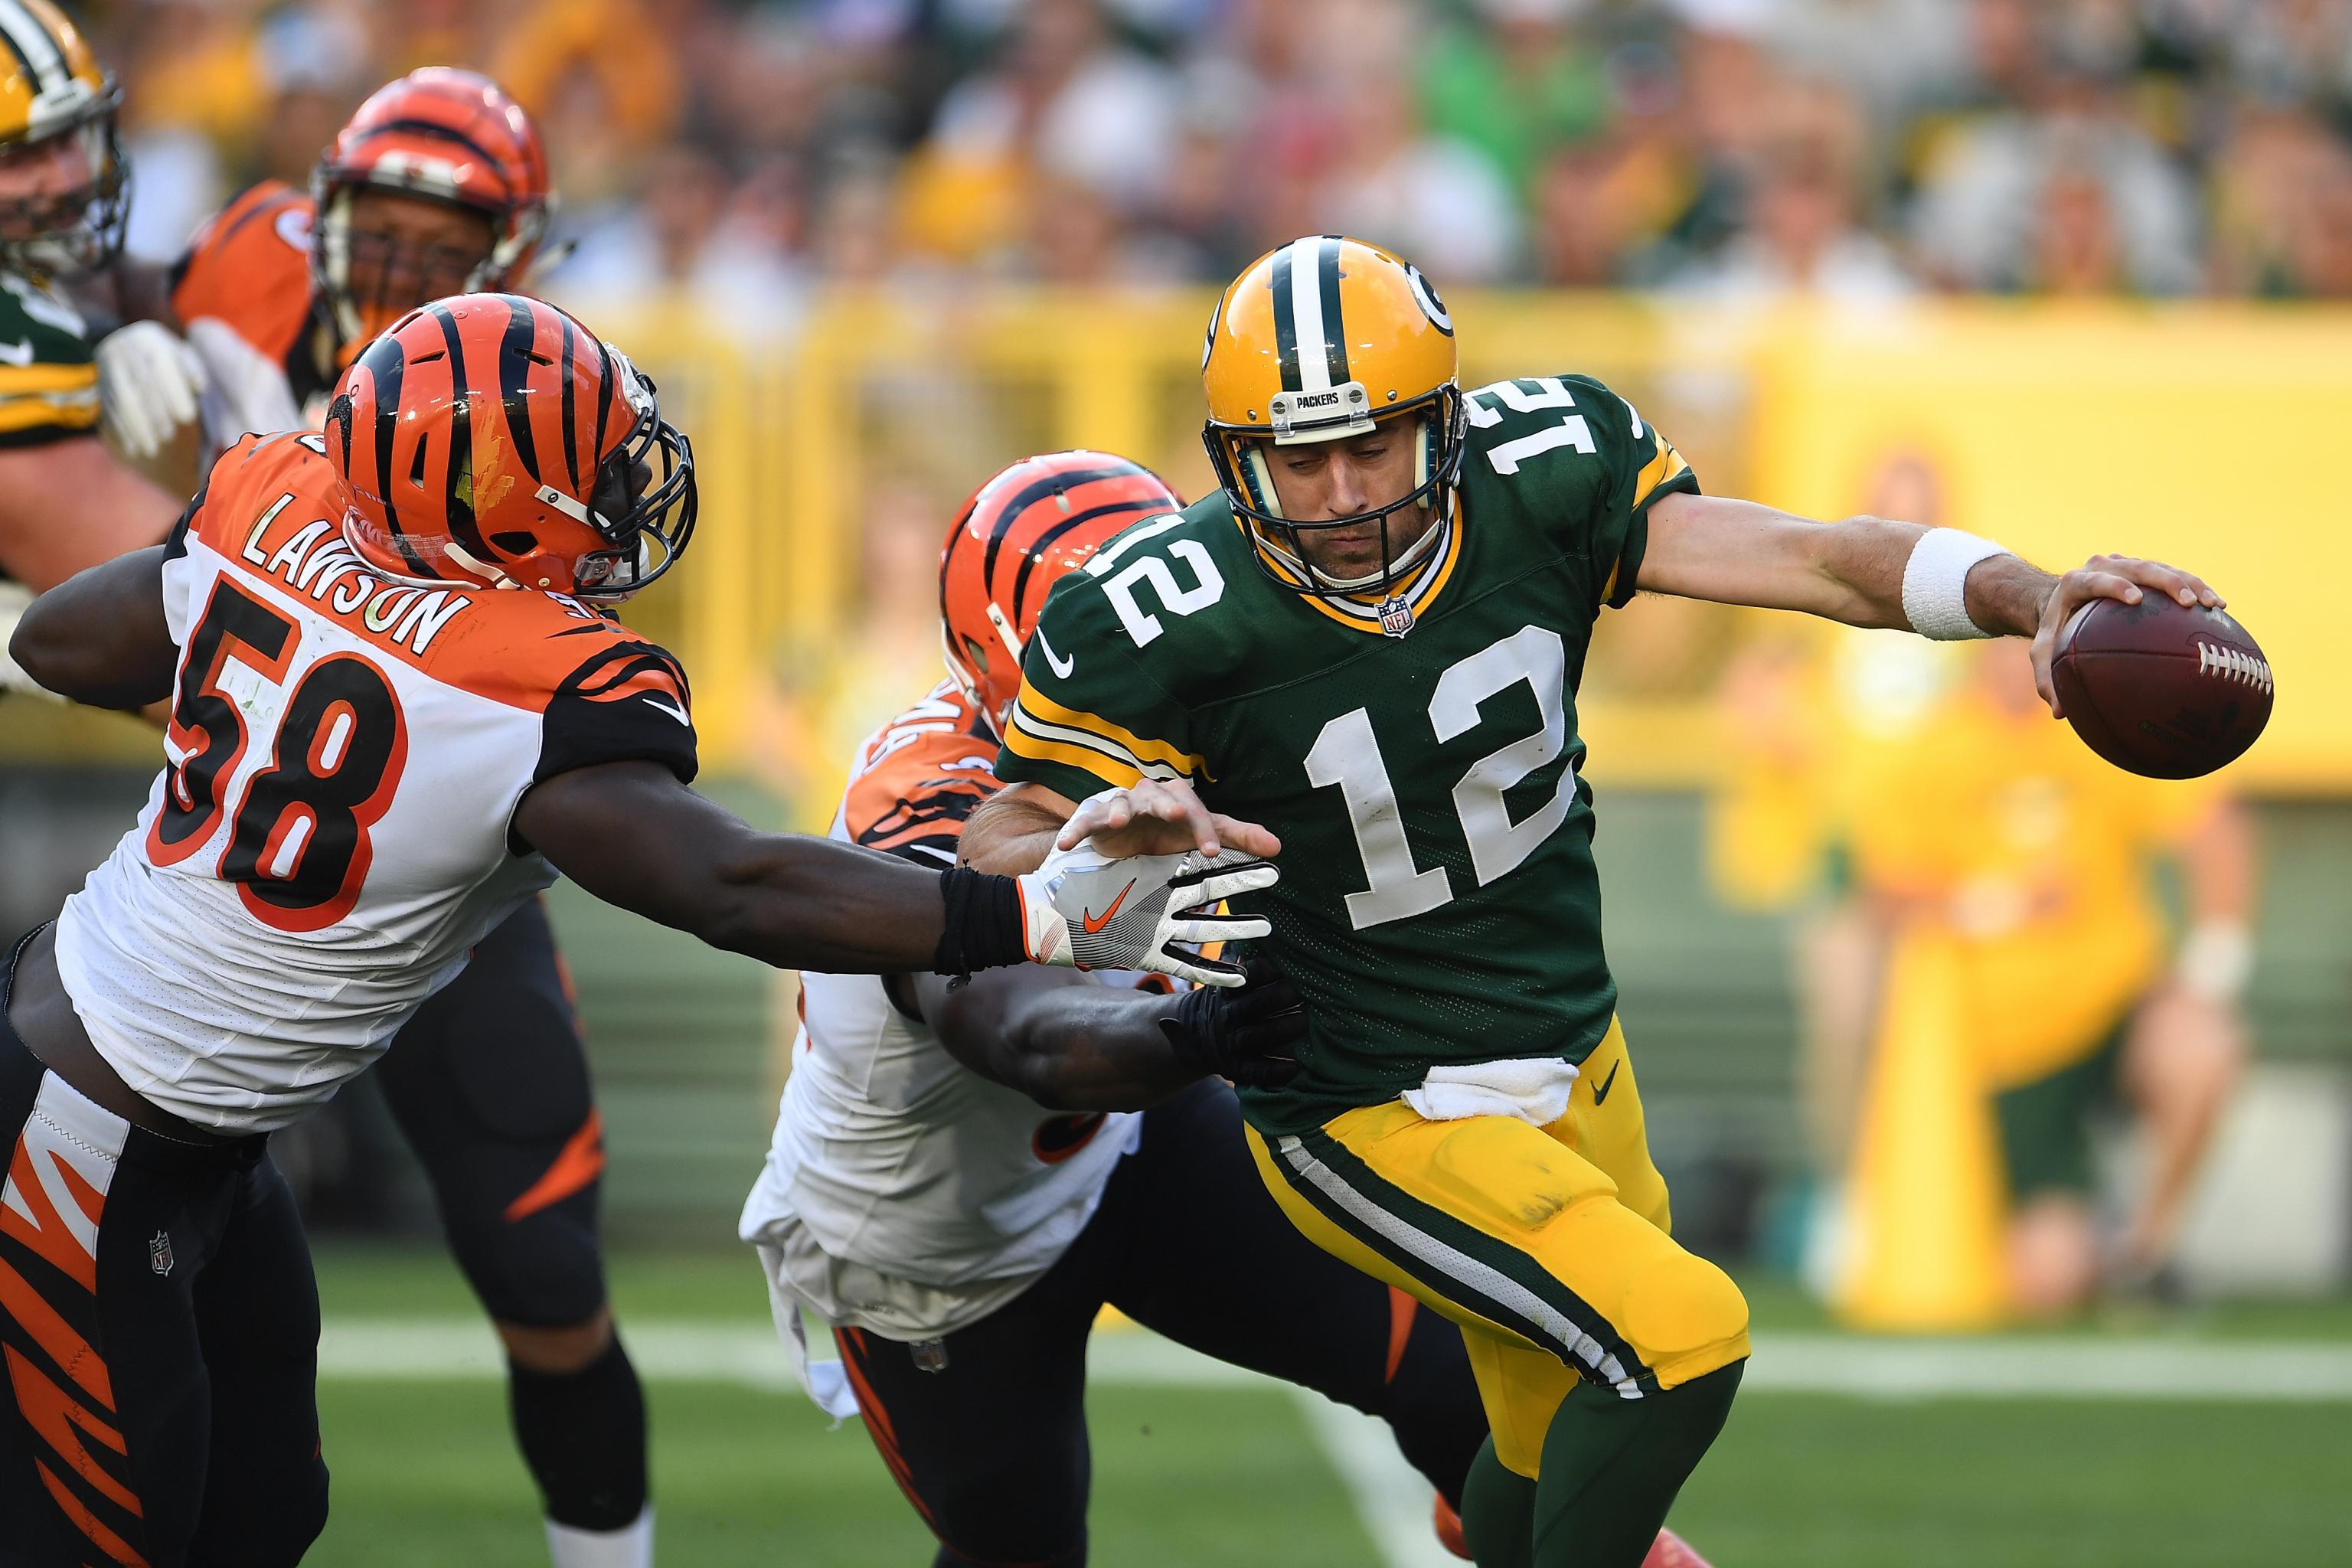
top-left (1673, 1396), bottom-right (2350, 1568)
top-left (304, 1246), bottom-right (2352, 1567)
top-left (314, 1378), bottom-right (1378, 1567)
top-left (315, 1240), bottom-right (773, 1322)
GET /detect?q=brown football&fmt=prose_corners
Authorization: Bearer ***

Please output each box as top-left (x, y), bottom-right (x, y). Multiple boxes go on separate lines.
top-left (2050, 596), bottom-right (2272, 779)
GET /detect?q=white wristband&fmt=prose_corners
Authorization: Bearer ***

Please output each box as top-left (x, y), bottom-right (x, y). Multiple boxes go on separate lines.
top-left (1900, 528), bottom-right (2007, 640)
top-left (2177, 920), bottom-right (2254, 1004)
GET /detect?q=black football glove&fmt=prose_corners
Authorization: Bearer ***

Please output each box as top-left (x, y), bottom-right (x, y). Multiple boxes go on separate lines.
top-left (1159, 956), bottom-right (1305, 1088)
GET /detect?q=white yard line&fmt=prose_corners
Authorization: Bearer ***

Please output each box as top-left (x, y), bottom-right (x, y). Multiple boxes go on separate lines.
top-left (318, 1319), bottom-right (2352, 1403)
top-left (1286, 1389), bottom-right (1459, 1568)
top-left (317, 1320), bottom-right (2352, 1560)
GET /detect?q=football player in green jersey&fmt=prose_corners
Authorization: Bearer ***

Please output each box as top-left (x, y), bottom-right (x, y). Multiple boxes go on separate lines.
top-left (0, 0), bottom-right (182, 696)
top-left (962, 235), bottom-right (2224, 1568)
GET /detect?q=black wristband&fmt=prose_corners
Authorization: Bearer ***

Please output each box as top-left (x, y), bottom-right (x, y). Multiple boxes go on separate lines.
top-left (933, 866), bottom-right (1028, 977)
top-left (1158, 986), bottom-right (1219, 1076)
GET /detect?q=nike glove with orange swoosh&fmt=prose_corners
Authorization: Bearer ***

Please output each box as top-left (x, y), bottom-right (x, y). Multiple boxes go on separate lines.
top-left (1015, 841), bottom-right (1276, 988)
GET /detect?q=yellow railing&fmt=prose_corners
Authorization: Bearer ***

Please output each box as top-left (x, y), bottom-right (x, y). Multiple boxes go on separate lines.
top-left (599, 289), bottom-right (1715, 778)
top-left (9, 292), bottom-right (2349, 795)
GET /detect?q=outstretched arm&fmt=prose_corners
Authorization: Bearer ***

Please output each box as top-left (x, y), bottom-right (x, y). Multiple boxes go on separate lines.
top-left (517, 763), bottom-right (1278, 985)
top-left (520, 761), bottom-right (975, 974)
top-left (8, 544), bottom-right (175, 708)
top-left (906, 956), bottom-right (1302, 1112)
top-left (1638, 491), bottom-right (2223, 716)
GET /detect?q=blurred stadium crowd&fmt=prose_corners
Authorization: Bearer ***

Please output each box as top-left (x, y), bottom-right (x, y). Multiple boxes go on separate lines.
top-left (80, 0), bottom-right (2352, 315)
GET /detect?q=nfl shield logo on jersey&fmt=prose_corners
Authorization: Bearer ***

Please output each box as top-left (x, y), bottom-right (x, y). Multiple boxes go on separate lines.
top-left (149, 1230), bottom-right (175, 1276)
top-left (1377, 596), bottom-right (1416, 638)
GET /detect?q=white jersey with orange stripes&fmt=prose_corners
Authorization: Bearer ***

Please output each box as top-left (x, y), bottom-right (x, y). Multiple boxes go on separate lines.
top-left (55, 432), bottom-right (698, 1134)
top-left (740, 683), bottom-right (1147, 1345)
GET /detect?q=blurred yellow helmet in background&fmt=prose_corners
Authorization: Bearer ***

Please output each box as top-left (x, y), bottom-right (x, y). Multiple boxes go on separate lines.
top-left (1200, 234), bottom-right (1466, 599)
top-left (0, 0), bottom-right (124, 277)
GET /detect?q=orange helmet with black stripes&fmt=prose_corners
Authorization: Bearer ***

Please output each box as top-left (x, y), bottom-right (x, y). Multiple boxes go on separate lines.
top-left (312, 68), bottom-right (552, 356)
top-left (939, 450), bottom-right (1181, 734)
top-left (328, 292), bottom-right (695, 599)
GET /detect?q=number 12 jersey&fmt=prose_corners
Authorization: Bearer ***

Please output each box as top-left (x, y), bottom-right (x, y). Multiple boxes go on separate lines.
top-left (993, 374), bottom-right (1698, 1136)
top-left (55, 432), bottom-right (698, 1134)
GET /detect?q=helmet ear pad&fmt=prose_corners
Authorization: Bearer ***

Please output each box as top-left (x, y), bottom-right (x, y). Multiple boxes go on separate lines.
top-left (1414, 413), bottom-right (1434, 508)
top-left (1239, 441), bottom-right (1285, 521)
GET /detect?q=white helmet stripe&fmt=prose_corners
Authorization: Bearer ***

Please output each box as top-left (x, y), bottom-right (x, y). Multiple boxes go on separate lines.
top-left (1288, 236), bottom-right (1331, 393)
top-left (0, 2), bottom-right (69, 96)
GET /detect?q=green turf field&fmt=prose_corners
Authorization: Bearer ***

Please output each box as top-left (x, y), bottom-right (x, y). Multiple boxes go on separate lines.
top-left (305, 1244), bottom-right (2352, 1568)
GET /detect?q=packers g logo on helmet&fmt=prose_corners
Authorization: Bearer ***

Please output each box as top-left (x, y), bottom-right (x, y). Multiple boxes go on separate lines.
top-left (1200, 235), bottom-right (1465, 604)
top-left (0, 0), bottom-right (126, 278)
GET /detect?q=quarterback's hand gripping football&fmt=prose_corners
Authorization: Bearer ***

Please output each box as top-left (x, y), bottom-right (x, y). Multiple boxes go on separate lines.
top-left (1014, 840), bottom-right (1276, 988)
top-left (1160, 956), bottom-right (1305, 1087)
top-left (2031, 554), bottom-right (2223, 718)
top-left (94, 321), bottom-right (207, 460)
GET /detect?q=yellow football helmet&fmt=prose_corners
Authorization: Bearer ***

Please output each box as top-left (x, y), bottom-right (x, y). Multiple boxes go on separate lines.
top-left (0, 0), bottom-right (124, 278)
top-left (1201, 234), bottom-right (1464, 599)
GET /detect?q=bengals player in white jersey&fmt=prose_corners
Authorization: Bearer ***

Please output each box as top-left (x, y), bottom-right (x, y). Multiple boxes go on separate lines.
top-left (743, 452), bottom-right (1491, 1566)
top-left (0, 295), bottom-right (1285, 1568)
top-left (69, 70), bottom-right (665, 1565)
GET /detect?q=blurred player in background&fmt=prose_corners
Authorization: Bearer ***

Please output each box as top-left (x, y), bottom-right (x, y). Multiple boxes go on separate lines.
top-left (4, 294), bottom-right (1263, 1567)
top-left (963, 234), bottom-right (2224, 1568)
top-left (79, 67), bottom-right (668, 1568)
top-left (1834, 638), bottom-right (2253, 1315)
top-left (743, 451), bottom-right (1493, 1568)
top-left (102, 64), bottom-right (550, 475)
top-left (0, 0), bottom-right (181, 694)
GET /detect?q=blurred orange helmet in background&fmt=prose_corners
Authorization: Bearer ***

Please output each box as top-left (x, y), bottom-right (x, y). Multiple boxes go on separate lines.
top-left (329, 292), bottom-right (695, 599)
top-left (939, 449), bottom-right (1182, 733)
top-left (312, 67), bottom-right (554, 352)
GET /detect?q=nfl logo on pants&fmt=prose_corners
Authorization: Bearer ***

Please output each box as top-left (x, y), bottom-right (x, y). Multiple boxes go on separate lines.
top-left (149, 1230), bottom-right (175, 1276)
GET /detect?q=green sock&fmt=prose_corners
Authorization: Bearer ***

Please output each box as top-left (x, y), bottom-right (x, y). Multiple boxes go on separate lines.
top-left (1531, 1361), bottom-right (1745, 1568)
top-left (1458, 1435), bottom-right (1537, 1568)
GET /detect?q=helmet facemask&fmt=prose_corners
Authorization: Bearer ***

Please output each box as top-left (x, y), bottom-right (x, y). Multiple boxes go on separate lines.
top-left (939, 599), bottom-right (1027, 739)
top-left (1205, 382), bottom-right (1466, 603)
top-left (0, 90), bottom-right (126, 280)
top-left (564, 356), bottom-right (697, 600)
top-left (312, 179), bottom-right (548, 362)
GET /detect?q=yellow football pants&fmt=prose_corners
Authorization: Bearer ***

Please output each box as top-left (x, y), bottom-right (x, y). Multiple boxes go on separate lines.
top-left (1246, 1020), bottom-right (1750, 1478)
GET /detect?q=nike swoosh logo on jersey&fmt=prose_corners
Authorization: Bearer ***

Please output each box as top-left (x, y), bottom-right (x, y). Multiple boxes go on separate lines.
top-left (1592, 1060), bottom-right (1622, 1106)
top-left (0, 340), bottom-right (33, 367)
top-left (642, 694), bottom-right (691, 727)
top-left (1082, 879), bottom-right (1137, 934)
top-left (1035, 625), bottom-right (1075, 680)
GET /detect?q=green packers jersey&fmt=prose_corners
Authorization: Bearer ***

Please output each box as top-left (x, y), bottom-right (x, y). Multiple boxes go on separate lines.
top-left (995, 373), bottom-right (1699, 1133)
top-left (0, 270), bottom-right (99, 449)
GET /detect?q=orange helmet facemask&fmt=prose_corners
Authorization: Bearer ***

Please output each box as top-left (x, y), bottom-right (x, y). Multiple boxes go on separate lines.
top-left (311, 68), bottom-right (552, 364)
top-left (939, 450), bottom-right (1182, 735)
top-left (328, 292), bottom-right (696, 600)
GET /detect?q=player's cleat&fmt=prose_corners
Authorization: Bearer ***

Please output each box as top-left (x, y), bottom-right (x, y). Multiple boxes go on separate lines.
top-left (1642, 1525), bottom-right (1715, 1568)
top-left (1433, 1494), bottom-right (1472, 1559)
